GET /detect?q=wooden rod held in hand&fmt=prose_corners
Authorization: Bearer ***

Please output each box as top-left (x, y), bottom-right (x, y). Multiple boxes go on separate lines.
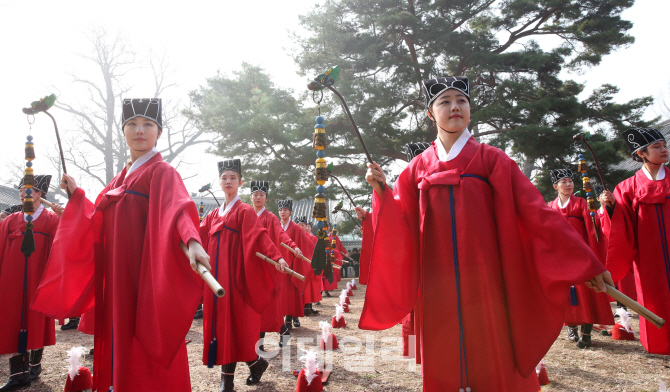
top-left (605, 284), bottom-right (664, 329)
top-left (180, 242), bottom-right (225, 297)
top-left (256, 252), bottom-right (305, 281)
top-left (281, 242), bottom-right (311, 264)
top-left (39, 198), bottom-right (58, 209)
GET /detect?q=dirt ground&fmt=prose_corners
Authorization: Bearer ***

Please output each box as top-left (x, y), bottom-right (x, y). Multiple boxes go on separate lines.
top-left (1, 281), bottom-right (668, 391)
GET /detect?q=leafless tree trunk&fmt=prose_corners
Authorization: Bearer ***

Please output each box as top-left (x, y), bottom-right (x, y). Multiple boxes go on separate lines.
top-left (53, 27), bottom-right (217, 187)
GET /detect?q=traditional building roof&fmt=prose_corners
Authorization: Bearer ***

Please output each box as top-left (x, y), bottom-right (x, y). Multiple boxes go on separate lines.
top-left (0, 184), bottom-right (57, 213)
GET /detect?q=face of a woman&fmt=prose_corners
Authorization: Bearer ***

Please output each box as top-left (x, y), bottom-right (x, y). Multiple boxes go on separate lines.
top-left (251, 191), bottom-right (267, 208)
top-left (639, 140), bottom-right (669, 163)
top-left (219, 171), bottom-right (242, 193)
top-left (124, 117), bottom-right (161, 152)
top-left (553, 177), bottom-right (574, 195)
top-left (278, 208), bottom-right (291, 221)
top-left (428, 90), bottom-right (471, 134)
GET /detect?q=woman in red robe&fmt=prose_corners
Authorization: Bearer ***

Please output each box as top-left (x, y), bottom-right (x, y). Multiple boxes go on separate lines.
top-left (200, 161), bottom-right (289, 392)
top-left (322, 223), bottom-right (342, 293)
top-left (276, 201), bottom-right (313, 327)
top-left (249, 181), bottom-right (301, 350)
top-left (601, 128), bottom-right (670, 355)
top-left (0, 176), bottom-right (62, 390)
top-left (360, 77), bottom-right (613, 391)
top-left (547, 169), bottom-right (614, 348)
top-left (294, 217), bottom-right (321, 315)
top-left (32, 98), bottom-right (211, 392)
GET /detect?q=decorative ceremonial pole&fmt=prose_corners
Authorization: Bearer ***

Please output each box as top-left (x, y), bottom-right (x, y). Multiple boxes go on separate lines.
top-left (573, 132), bottom-right (609, 191)
top-left (332, 201), bottom-right (362, 230)
top-left (577, 154), bottom-right (600, 242)
top-left (310, 88), bottom-right (334, 282)
top-left (308, 66), bottom-right (384, 190)
top-left (22, 94), bottom-right (70, 198)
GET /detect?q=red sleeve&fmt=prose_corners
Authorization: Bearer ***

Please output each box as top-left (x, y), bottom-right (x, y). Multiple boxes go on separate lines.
top-left (605, 182), bottom-right (638, 282)
top-left (358, 211), bottom-right (373, 285)
top-left (31, 187), bottom-right (101, 318)
top-left (488, 150), bottom-right (605, 376)
top-left (359, 164), bottom-right (421, 330)
top-left (0, 215), bottom-right (12, 275)
top-left (135, 165), bottom-right (205, 368)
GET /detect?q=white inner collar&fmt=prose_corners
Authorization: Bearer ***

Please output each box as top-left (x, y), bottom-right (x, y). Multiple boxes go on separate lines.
top-left (281, 219), bottom-right (290, 231)
top-left (256, 207), bottom-right (266, 217)
top-left (218, 195), bottom-right (240, 217)
top-left (642, 165), bottom-right (666, 181)
top-left (558, 196), bottom-right (571, 209)
top-left (128, 147), bottom-right (159, 175)
top-left (436, 128), bottom-right (471, 162)
top-left (24, 203), bottom-right (45, 222)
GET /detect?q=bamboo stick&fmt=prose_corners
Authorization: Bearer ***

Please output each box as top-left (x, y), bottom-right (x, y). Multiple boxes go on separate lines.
top-left (605, 284), bottom-right (664, 329)
top-left (180, 242), bottom-right (225, 297)
top-left (256, 252), bottom-right (305, 281)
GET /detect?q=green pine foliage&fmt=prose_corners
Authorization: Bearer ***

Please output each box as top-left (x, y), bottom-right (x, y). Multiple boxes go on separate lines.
top-left (188, 0), bottom-right (658, 226)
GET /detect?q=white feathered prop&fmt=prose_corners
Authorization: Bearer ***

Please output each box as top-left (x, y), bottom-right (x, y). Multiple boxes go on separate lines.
top-left (339, 289), bottom-right (348, 306)
top-left (346, 281), bottom-right (352, 291)
top-left (66, 347), bottom-right (87, 381)
top-left (535, 359), bottom-right (544, 375)
top-left (298, 349), bottom-right (319, 386)
top-left (615, 308), bottom-right (634, 333)
top-left (335, 304), bottom-right (344, 321)
top-left (659, 379), bottom-right (668, 392)
top-left (319, 321), bottom-right (331, 343)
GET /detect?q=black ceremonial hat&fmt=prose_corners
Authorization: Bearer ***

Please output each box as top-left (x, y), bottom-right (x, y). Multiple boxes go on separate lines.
top-left (250, 181), bottom-right (269, 194)
top-left (549, 169), bottom-right (573, 184)
top-left (294, 216), bottom-right (307, 224)
top-left (421, 76), bottom-right (470, 108)
top-left (277, 199), bottom-right (293, 211)
top-left (622, 128), bottom-right (665, 154)
top-left (218, 159), bottom-right (242, 177)
top-left (122, 98), bottom-right (162, 128)
top-left (19, 174), bottom-right (52, 195)
top-left (3, 204), bottom-right (22, 214)
top-left (404, 142), bottom-right (432, 162)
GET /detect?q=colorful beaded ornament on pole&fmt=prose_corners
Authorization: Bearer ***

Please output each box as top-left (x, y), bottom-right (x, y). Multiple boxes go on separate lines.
top-left (311, 95), bottom-right (333, 282)
top-left (578, 153), bottom-right (600, 242)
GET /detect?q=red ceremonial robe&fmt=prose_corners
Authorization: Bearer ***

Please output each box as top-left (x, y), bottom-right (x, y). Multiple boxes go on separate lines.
top-left (599, 207), bottom-right (638, 301)
top-left (257, 208), bottom-right (296, 333)
top-left (32, 153), bottom-right (203, 392)
top-left (606, 167), bottom-right (670, 354)
top-left (322, 235), bottom-right (342, 291)
top-left (300, 232), bottom-right (322, 304)
top-left (359, 137), bottom-right (606, 391)
top-left (548, 195), bottom-right (614, 325)
top-left (278, 221), bottom-right (311, 318)
top-left (200, 200), bottom-right (282, 365)
top-left (0, 209), bottom-right (58, 354)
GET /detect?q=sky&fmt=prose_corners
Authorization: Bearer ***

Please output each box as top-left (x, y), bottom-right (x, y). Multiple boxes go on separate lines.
top-left (1, 0), bottom-right (669, 203)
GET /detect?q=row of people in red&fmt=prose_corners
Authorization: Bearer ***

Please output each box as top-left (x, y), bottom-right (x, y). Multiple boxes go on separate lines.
top-left (0, 97), bottom-right (352, 392)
